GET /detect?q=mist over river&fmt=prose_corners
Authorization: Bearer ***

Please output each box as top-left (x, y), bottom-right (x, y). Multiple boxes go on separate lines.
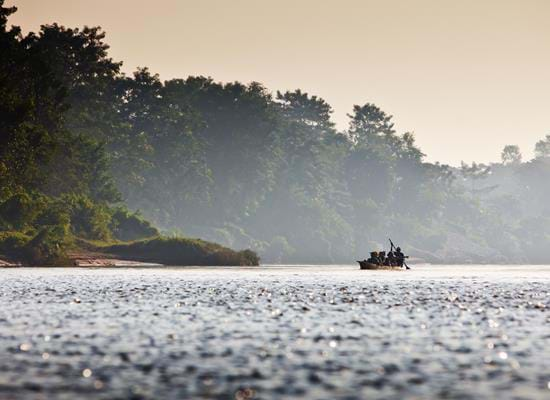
top-left (0, 265), bottom-right (548, 400)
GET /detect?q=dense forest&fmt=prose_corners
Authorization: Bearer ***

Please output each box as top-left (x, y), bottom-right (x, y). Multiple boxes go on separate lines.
top-left (2, 1), bottom-right (550, 264)
top-left (0, 2), bottom-right (258, 266)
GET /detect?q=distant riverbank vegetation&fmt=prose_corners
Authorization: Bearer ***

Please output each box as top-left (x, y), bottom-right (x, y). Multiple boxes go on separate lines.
top-left (1, 1), bottom-right (550, 265)
top-left (0, 1), bottom-right (259, 266)
top-left (102, 237), bottom-right (259, 267)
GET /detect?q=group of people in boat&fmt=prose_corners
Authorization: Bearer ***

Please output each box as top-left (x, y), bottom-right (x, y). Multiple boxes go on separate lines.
top-left (366, 247), bottom-right (408, 268)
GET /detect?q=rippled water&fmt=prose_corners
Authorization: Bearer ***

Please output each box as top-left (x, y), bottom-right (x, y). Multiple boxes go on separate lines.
top-left (0, 265), bottom-right (549, 400)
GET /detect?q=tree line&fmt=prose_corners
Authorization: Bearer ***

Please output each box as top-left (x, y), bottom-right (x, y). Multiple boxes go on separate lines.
top-left (2, 1), bottom-right (550, 263)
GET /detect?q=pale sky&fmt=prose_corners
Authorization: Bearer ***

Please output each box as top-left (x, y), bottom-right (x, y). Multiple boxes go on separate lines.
top-left (7, 0), bottom-right (550, 165)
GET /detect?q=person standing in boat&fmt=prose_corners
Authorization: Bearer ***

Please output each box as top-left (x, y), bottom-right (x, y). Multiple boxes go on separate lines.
top-left (395, 247), bottom-right (408, 267)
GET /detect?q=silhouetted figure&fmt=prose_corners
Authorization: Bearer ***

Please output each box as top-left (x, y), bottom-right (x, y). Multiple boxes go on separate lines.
top-left (395, 247), bottom-right (408, 268)
top-left (367, 251), bottom-right (379, 264)
top-left (378, 251), bottom-right (386, 266)
top-left (386, 250), bottom-right (396, 266)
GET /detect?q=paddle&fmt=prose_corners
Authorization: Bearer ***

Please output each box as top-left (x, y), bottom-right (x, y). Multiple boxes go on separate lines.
top-left (389, 238), bottom-right (410, 270)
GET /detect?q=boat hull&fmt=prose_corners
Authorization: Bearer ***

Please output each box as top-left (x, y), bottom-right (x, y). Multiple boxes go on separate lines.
top-left (357, 261), bottom-right (403, 270)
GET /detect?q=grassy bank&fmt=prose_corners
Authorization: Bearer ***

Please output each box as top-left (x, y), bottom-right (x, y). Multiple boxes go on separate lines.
top-left (0, 233), bottom-right (260, 267)
top-left (0, 190), bottom-right (259, 267)
top-left (100, 236), bottom-right (259, 266)
top-left (0, 229), bottom-right (71, 266)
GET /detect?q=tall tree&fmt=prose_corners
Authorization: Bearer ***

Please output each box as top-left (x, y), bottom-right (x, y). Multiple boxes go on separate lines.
top-left (534, 134), bottom-right (550, 159)
top-left (163, 77), bottom-right (281, 226)
top-left (0, 4), bottom-right (118, 204)
top-left (116, 69), bottom-right (210, 228)
top-left (501, 145), bottom-right (522, 165)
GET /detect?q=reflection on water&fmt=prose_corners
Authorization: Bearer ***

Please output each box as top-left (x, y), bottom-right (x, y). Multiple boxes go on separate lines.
top-left (0, 265), bottom-right (548, 399)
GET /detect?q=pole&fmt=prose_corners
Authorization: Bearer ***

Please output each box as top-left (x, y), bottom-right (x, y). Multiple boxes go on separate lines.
top-left (389, 238), bottom-right (410, 270)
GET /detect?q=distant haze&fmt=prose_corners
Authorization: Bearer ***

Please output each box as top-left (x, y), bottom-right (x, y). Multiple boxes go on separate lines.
top-left (7, 0), bottom-right (550, 165)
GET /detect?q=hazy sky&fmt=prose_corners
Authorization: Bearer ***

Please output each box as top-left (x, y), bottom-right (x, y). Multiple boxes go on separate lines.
top-left (7, 0), bottom-right (550, 165)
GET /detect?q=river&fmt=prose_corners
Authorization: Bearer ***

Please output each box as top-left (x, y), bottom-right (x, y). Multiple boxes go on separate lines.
top-left (0, 265), bottom-right (548, 399)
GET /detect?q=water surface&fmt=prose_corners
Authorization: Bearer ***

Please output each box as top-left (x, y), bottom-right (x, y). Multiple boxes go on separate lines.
top-left (0, 265), bottom-right (548, 399)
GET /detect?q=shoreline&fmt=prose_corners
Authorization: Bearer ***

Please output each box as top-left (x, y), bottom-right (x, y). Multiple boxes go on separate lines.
top-left (0, 235), bottom-right (260, 268)
top-left (0, 259), bottom-right (21, 267)
top-left (3, 257), bottom-right (550, 268)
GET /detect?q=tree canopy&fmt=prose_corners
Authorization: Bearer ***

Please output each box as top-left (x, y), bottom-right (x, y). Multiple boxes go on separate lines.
top-left (2, 1), bottom-right (550, 264)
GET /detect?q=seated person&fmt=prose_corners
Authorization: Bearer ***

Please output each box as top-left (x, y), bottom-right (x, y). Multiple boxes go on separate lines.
top-left (366, 251), bottom-right (379, 264)
top-left (378, 251), bottom-right (386, 266)
top-left (386, 251), bottom-right (396, 266)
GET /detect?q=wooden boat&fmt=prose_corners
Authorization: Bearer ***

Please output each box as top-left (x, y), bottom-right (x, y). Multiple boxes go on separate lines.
top-left (356, 260), bottom-right (403, 270)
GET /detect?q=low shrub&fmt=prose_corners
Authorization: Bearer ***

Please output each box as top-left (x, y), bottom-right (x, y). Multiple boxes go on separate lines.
top-left (233, 249), bottom-right (260, 266)
top-left (35, 201), bottom-right (71, 227)
top-left (60, 194), bottom-right (112, 241)
top-left (110, 207), bottom-right (159, 241)
top-left (0, 231), bottom-right (32, 256)
top-left (23, 224), bottom-right (71, 265)
top-left (102, 236), bottom-right (259, 266)
top-left (0, 192), bottom-right (47, 230)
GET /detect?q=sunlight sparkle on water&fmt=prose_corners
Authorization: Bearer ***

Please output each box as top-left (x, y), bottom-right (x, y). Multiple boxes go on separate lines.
top-left (0, 265), bottom-right (547, 399)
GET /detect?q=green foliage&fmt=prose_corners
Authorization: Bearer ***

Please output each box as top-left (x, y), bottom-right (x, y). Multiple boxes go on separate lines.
top-left (0, 231), bottom-right (31, 256)
top-left (35, 199), bottom-right (70, 228)
top-left (348, 103), bottom-right (395, 146)
top-left (238, 250), bottom-right (260, 266)
top-left (23, 225), bottom-right (71, 265)
top-left (3, 2), bottom-right (550, 265)
top-left (0, 192), bottom-right (41, 230)
top-left (534, 134), bottom-right (550, 159)
top-left (103, 236), bottom-right (259, 266)
top-left (501, 145), bottom-right (522, 165)
top-left (110, 207), bottom-right (159, 241)
top-left (60, 194), bottom-right (112, 240)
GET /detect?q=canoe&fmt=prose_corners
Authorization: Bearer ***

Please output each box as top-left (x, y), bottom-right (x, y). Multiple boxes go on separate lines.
top-left (356, 261), bottom-right (402, 270)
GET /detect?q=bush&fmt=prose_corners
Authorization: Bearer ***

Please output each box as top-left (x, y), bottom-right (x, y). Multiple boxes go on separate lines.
top-left (0, 192), bottom-right (46, 230)
top-left (23, 224), bottom-right (71, 265)
top-left (0, 231), bottom-right (32, 256)
top-left (35, 200), bottom-right (71, 228)
top-left (234, 249), bottom-right (260, 266)
top-left (61, 194), bottom-right (112, 240)
top-left (102, 236), bottom-right (259, 266)
top-left (110, 207), bottom-right (159, 241)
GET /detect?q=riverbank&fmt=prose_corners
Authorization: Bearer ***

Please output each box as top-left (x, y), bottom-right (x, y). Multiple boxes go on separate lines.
top-left (0, 258), bottom-right (21, 267)
top-left (0, 234), bottom-right (260, 267)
